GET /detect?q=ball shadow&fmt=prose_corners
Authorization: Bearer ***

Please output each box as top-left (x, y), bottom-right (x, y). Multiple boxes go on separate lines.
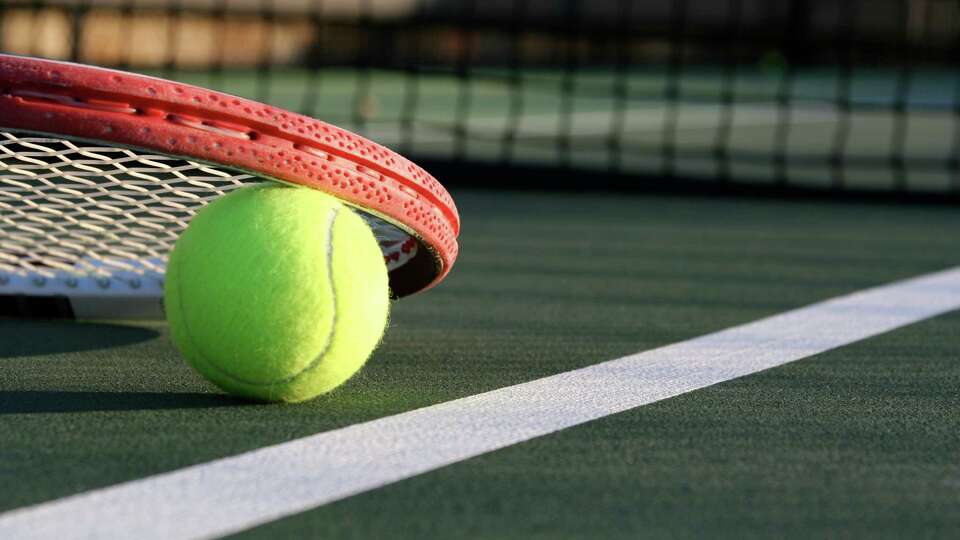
top-left (0, 390), bottom-right (253, 414)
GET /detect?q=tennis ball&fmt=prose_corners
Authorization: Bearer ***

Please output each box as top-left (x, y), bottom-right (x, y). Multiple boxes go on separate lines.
top-left (164, 184), bottom-right (389, 403)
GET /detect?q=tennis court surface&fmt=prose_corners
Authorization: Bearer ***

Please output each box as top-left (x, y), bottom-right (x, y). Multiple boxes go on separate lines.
top-left (2, 1), bottom-right (959, 538)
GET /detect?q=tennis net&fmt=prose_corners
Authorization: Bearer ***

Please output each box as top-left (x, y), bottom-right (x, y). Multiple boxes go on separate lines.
top-left (2, 0), bottom-right (958, 199)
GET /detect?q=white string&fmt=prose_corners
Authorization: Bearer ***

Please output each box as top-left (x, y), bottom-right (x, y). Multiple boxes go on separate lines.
top-left (0, 131), bottom-right (413, 290)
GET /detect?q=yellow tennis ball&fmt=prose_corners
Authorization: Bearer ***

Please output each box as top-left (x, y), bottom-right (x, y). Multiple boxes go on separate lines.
top-left (164, 184), bottom-right (389, 403)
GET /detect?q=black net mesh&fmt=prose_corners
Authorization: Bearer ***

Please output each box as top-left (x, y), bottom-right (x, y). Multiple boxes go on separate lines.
top-left (2, 0), bottom-right (959, 199)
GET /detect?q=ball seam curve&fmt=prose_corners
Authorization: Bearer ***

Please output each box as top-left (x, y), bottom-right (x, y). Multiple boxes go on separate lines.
top-left (176, 203), bottom-right (340, 390)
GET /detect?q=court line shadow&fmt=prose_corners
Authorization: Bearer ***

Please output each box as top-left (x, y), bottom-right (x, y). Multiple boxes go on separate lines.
top-left (0, 319), bottom-right (159, 358)
top-left (0, 390), bottom-right (251, 414)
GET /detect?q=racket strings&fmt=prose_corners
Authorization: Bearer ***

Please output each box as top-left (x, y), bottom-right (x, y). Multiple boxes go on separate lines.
top-left (0, 131), bottom-right (413, 291)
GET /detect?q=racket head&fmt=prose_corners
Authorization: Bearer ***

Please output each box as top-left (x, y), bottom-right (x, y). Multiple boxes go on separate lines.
top-left (0, 54), bottom-right (460, 318)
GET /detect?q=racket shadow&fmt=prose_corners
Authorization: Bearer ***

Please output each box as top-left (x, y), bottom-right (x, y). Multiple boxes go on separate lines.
top-left (0, 390), bottom-right (249, 414)
top-left (0, 319), bottom-right (159, 358)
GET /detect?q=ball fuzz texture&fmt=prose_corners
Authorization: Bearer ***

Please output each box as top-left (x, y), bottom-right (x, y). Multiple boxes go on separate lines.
top-left (164, 185), bottom-right (389, 403)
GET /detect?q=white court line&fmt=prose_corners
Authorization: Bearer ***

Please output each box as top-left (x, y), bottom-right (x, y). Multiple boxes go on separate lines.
top-left (464, 104), bottom-right (837, 136)
top-left (3, 266), bottom-right (960, 539)
top-left (361, 103), bottom-right (837, 144)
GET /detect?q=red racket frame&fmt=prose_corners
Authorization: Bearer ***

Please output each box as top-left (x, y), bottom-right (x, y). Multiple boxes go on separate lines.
top-left (0, 54), bottom-right (459, 297)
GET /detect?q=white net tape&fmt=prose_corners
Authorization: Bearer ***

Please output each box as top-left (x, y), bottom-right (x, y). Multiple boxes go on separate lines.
top-left (0, 130), bottom-right (415, 294)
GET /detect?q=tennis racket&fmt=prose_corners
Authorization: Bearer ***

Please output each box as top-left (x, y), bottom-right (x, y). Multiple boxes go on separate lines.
top-left (0, 54), bottom-right (460, 320)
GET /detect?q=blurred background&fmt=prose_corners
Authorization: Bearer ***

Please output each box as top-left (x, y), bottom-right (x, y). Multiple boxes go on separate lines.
top-left (2, 0), bottom-right (958, 198)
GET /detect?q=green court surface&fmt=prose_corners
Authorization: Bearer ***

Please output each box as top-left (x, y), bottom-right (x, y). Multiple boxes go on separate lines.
top-left (2, 190), bottom-right (959, 537)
